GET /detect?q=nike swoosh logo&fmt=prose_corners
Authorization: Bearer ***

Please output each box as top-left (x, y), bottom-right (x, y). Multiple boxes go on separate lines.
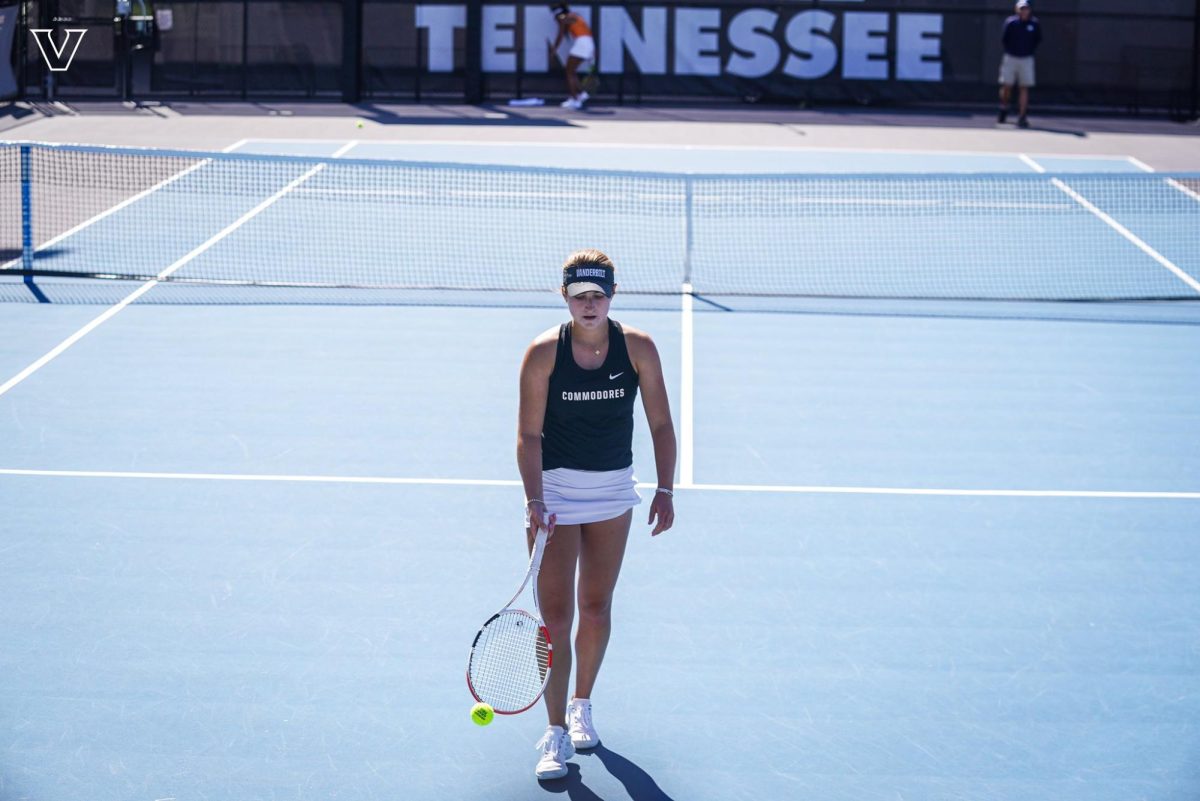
top-left (609, 372), bottom-right (624, 381)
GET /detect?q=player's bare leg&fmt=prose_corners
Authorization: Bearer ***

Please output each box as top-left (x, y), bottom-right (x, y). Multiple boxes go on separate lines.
top-left (573, 509), bottom-right (632, 699)
top-left (565, 55), bottom-right (584, 99)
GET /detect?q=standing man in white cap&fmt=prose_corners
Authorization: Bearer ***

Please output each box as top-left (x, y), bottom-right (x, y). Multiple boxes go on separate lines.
top-left (998, 0), bottom-right (1042, 128)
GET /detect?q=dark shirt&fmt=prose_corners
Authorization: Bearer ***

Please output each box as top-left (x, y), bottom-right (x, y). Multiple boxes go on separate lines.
top-left (542, 319), bottom-right (639, 472)
top-left (1002, 15), bottom-right (1041, 58)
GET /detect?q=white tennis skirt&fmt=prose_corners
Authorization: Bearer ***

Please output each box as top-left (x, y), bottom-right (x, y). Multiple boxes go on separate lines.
top-left (538, 465), bottom-right (641, 526)
top-left (569, 35), bottom-right (595, 63)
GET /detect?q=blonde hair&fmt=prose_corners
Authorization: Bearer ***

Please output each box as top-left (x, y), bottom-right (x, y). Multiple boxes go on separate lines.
top-left (562, 248), bottom-right (615, 275)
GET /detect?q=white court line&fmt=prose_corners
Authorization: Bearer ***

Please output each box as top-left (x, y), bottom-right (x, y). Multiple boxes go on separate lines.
top-left (1021, 154), bottom-right (1200, 296)
top-left (1, 468), bottom-right (1197, 500)
top-left (688, 481), bottom-right (1200, 500)
top-left (1051, 178), bottom-right (1200, 295)
top-left (232, 137), bottom-right (1145, 163)
top-left (1167, 178), bottom-right (1200, 204)
top-left (1122, 156), bottom-right (1200, 204)
top-left (680, 283), bottom-right (695, 487)
top-left (1018, 153), bottom-right (1045, 173)
top-left (0, 468), bottom-right (523, 487)
top-left (1126, 156), bottom-right (1155, 172)
top-left (0, 145), bottom-right (356, 400)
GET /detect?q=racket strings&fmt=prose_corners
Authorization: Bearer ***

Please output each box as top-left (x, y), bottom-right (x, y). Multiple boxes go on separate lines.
top-left (469, 611), bottom-right (551, 712)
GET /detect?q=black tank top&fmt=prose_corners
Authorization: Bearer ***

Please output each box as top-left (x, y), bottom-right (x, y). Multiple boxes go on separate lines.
top-left (542, 319), bottom-right (639, 471)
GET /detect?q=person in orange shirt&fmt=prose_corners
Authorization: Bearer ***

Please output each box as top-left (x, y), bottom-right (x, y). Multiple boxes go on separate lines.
top-left (552, 4), bottom-right (594, 110)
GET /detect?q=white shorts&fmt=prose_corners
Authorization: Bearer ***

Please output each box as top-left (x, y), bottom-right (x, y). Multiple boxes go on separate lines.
top-left (568, 35), bottom-right (595, 64)
top-left (999, 54), bottom-right (1035, 87)
top-left (537, 465), bottom-right (641, 526)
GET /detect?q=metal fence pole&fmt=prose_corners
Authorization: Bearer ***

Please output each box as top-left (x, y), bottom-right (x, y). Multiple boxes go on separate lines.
top-left (240, 0), bottom-right (248, 99)
top-left (17, 0), bottom-right (27, 98)
top-left (465, 0), bottom-right (482, 103)
top-left (1192, 0), bottom-right (1199, 119)
top-left (341, 0), bottom-right (362, 102)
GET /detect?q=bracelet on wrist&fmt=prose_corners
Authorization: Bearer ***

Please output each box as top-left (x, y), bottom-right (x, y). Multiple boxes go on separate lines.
top-left (655, 487), bottom-right (674, 497)
top-left (525, 498), bottom-right (545, 508)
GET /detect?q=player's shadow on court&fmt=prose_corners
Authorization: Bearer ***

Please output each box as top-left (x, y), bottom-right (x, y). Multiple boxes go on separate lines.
top-left (1016, 121), bottom-right (1088, 138)
top-left (540, 745), bottom-right (676, 800)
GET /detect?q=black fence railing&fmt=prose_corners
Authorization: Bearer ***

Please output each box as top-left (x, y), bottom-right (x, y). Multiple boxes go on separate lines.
top-left (9, 0), bottom-right (1200, 119)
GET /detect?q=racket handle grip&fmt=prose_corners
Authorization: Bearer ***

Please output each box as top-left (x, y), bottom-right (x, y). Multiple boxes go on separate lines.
top-left (530, 526), bottom-right (550, 572)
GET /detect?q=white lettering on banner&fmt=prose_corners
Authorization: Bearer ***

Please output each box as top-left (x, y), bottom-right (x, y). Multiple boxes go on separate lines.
top-left (674, 8), bottom-right (721, 76)
top-left (896, 14), bottom-right (942, 81)
top-left (842, 12), bottom-right (889, 80)
top-left (482, 5), bottom-right (516, 72)
top-left (598, 6), bottom-right (667, 75)
top-left (418, 5), bottom-right (943, 83)
top-left (415, 5), bottom-right (465, 73)
top-left (783, 10), bottom-right (837, 79)
top-left (726, 9), bottom-right (780, 79)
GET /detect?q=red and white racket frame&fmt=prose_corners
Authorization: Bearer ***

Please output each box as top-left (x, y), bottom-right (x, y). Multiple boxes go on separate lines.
top-left (466, 526), bottom-right (553, 714)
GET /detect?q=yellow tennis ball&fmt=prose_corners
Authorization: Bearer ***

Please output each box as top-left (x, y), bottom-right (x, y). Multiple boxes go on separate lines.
top-left (471, 702), bottom-right (495, 726)
top-left (356, 120), bottom-right (364, 128)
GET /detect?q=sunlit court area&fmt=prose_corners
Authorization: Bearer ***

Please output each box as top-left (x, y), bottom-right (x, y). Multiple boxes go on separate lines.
top-left (2, 1), bottom-right (1200, 799)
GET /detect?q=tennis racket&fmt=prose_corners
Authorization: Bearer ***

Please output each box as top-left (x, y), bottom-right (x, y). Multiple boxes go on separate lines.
top-left (466, 526), bottom-right (553, 715)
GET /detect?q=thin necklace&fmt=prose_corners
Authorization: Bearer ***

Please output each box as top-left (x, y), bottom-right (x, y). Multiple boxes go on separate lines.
top-left (573, 322), bottom-right (604, 356)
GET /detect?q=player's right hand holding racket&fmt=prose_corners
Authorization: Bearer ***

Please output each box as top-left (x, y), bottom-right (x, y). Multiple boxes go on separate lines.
top-left (525, 501), bottom-right (555, 540)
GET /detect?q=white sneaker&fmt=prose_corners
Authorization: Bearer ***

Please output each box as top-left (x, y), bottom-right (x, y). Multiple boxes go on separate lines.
top-left (567, 698), bottom-right (600, 750)
top-left (534, 725), bottom-right (575, 780)
top-left (578, 91), bottom-right (590, 104)
top-left (560, 97), bottom-right (581, 110)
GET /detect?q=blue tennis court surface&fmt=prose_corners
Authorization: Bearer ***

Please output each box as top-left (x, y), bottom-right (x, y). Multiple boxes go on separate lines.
top-left (1, 140), bottom-right (1198, 801)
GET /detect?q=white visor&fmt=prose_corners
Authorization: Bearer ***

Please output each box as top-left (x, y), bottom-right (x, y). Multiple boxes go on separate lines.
top-left (566, 281), bottom-right (610, 297)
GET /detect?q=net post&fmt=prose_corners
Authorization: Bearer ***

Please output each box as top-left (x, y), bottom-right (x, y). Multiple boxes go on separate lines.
top-left (19, 144), bottom-right (48, 302)
top-left (683, 174), bottom-right (694, 285)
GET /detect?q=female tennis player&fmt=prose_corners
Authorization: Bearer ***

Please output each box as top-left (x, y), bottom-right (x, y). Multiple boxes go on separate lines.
top-left (551, 4), bottom-right (594, 109)
top-left (517, 249), bottom-right (676, 780)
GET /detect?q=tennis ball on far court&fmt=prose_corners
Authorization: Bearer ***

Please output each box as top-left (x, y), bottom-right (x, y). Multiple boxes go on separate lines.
top-left (471, 702), bottom-right (495, 726)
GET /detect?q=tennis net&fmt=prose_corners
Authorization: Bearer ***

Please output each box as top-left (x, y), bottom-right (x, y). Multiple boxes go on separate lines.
top-left (3, 142), bottom-right (1199, 305)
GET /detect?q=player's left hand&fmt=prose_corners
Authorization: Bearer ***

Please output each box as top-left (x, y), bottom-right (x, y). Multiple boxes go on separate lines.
top-left (647, 493), bottom-right (674, 536)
